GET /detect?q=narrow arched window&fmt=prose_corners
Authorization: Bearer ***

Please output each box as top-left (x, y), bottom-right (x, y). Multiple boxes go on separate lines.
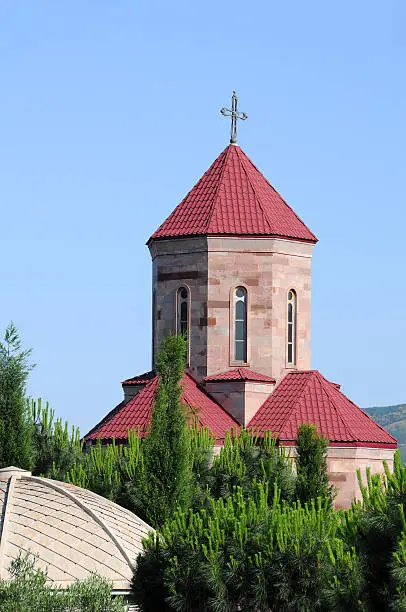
top-left (287, 289), bottom-right (297, 365)
top-left (234, 287), bottom-right (247, 362)
top-left (177, 287), bottom-right (189, 337)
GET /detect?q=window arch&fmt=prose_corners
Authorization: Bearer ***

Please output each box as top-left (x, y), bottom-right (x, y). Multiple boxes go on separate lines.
top-left (234, 286), bottom-right (247, 362)
top-left (287, 289), bottom-right (297, 365)
top-left (176, 287), bottom-right (189, 337)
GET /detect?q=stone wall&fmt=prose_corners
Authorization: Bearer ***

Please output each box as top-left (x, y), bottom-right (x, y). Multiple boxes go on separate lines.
top-left (206, 237), bottom-right (314, 380)
top-left (149, 236), bottom-right (315, 382)
top-left (286, 445), bottom-right (395, 509)
top-left (327, 446), bottom-right (395, 509)
top-left (204, 380), bottom-right (275, 426)
top-left (149, 237), bottom-right (208, 379)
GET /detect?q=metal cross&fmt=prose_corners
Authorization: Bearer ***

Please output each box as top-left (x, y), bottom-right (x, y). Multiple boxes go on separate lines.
top-left (220, 91), bottom-right (248, 144)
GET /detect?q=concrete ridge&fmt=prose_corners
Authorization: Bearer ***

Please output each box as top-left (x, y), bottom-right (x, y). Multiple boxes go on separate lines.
top-left (0, 475), bottom-right (17, 580)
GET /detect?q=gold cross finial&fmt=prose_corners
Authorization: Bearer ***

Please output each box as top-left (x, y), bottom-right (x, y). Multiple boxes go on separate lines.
top-left (220, 91), bottom-right (248, 144)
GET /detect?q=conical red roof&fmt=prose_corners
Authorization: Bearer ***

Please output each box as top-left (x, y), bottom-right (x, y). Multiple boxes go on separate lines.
top-left (149, 145), bottom-right (317, 243)
top-left (248, 370), bottom-right (397, 448)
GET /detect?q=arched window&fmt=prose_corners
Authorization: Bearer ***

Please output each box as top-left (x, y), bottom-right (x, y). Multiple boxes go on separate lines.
top-left (177, 287), bottom-right (189, 337)
top-left (287, 289), bottom-right (297, 365)
top-left (234, 287), bottom-right (247, 362)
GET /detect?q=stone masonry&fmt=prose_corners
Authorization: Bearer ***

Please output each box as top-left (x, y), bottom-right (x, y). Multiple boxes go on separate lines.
top-left (149, 236), bottom-right (314, 382)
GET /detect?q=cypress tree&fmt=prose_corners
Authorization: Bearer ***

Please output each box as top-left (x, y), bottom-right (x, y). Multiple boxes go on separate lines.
top-left (133, 334), bottom-right (193, 526)
top-left (295, 423), bottom-right (334, 506)
top-left (0, 323), bottom-right (34, 469)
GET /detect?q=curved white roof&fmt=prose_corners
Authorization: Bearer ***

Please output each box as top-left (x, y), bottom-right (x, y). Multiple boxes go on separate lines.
top-left (0, 466), bottom-right (153, 591)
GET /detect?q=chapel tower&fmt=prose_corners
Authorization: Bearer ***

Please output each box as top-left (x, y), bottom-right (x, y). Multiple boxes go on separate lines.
top-left (148, 139), bottom-right (317, 384)
top-left (85, 96), bottom-right (397, 510)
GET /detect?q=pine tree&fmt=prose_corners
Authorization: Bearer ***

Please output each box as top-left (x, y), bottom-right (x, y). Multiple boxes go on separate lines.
top-left (28, 398), bottom-right (83, 479)
top-left (0, 323), bottom-right (34, 469)
top-left (132, 334), bottom-right (193, 526)
top-left (295, 423), bottom-right (334, 506)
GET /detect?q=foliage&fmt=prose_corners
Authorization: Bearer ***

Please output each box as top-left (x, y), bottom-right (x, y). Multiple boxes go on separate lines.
top-left (295, 423), bottom-right (335, 507)
top-left (0, 553), bottom-right (127, 611)
top-left (188, 420), bottom-right (216, 508)
top-left (5, 324), bottom-right (406, 611)
top-left (67, 429), bottom-right (143, 507)
top-left (28, 397), bottom-right (83, 478)
top-left (133, 482), bottom-right (363, 611)
top-left (203, 428), bottom-right (295, 506)
top-left (0, 322), bottom-right (35, 469)
top-left (128, 334), bottom-right (194, 526)
top-left (391, 530), bottom-right (406, 611)
top-left (64, 573), bottom-right (127, 611)
top-left (353, 451), bottom-right (406, 610)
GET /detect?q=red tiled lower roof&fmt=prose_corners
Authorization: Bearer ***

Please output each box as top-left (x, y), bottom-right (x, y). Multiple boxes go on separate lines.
top-left (85, 373), bottom-right (239, 443)
top-left (122, 370), bottom-right (156, 386)
top-left (204, 368), bottom-right (276, 383)
top-left (248, 370), bottom-right (397, 448)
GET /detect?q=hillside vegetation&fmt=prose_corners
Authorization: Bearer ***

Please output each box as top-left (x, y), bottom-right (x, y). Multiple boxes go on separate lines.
top-left (365, 404), bottom-right (406, 460)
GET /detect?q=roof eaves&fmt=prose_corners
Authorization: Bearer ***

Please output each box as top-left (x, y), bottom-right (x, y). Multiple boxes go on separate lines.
top-left (149, 231), bottom-right (318, 244)
top-left (83, 399), bottom-right (127, 441)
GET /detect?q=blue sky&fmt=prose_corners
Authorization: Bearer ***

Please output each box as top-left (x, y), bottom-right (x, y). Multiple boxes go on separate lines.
top-left (1, 1), bottom-right (405, 434)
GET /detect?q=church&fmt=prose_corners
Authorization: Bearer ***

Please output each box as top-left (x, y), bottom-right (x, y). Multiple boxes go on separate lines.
top-left (85, 94), bottom-right (396, 508)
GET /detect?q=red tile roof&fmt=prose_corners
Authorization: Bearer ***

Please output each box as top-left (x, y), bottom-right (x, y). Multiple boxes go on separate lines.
top-left (204, 368), bottom-right (276, 383)
top-left (248, 370), bottom-right (397, 448)
top-left (122, 370), bottom-right (156, 386)
top-left (85, 373), bottom-right (239, 443)
top-left (149, 145), bottom-right (317, 243)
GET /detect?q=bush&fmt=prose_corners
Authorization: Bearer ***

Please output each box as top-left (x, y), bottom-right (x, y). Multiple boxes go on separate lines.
top-left (354, 451), bottom-right (406, 610)
top-left (0, 553), bottom-right (126, 611)
top-left (204, 428), bottom-right (295, 506)
top-left (133, 483), bottom-right (362, 611)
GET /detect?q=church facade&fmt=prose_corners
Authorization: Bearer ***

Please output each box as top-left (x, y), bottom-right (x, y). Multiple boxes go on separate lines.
top-left (85, 130), bottom-right (396, 509)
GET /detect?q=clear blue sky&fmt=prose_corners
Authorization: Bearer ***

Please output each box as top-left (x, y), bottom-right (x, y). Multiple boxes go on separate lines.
top-left (1, 1), bottom-right (405, 434)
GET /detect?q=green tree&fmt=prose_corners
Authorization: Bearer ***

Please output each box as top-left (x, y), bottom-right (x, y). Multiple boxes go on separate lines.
top-left (28, 398), bottom-right (83, 478)
top-left (391, 529), bottom-right (406, 611)
top-left (205, 428), bottom-right (295, 506)
top-left (66, 430), bottom-right (143, 508)
top-left (354, 451), bottom-right (406, 610)
top-left (0, 553), bottom-right (126, 611)
top-left (130, 334), bottom-right (193, 526)
top-left (295, 423), bottom-right (334, 506)
top-left (0, 322), bottom-right (34, 469)
top-left (133, 482), bottom-right (363, 612)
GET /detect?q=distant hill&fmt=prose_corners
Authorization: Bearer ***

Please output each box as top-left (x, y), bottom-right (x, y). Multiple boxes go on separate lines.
top-left (364, 404), bottom-right (406, 461)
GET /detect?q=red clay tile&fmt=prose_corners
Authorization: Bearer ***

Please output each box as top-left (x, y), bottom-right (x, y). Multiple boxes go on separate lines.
top-left (149, 145), bottom-right (317, 243)
top-left (85, 373), bottom-right (239, 443)
top-left (248, 370), bottom-right (397, 448)
top-left (204, 368), bottom-right (276, 383)
top-left (122, 370), bottom-right (156, 386)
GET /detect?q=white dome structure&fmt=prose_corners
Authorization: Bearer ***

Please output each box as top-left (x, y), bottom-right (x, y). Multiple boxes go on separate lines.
top-left (0, 466), bottom-right (152, 597)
